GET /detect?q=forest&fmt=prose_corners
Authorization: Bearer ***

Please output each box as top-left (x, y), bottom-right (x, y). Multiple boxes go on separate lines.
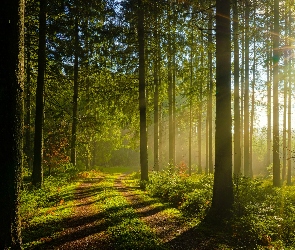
top-left (1, 0), bottom-right (295, 249)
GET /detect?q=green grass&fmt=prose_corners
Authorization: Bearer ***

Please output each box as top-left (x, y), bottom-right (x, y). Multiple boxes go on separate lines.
top-left (21, 167), bottom-right (295, 249)
top-left (21, 174), bottom-right (79, 249)
top-left (95, 165), bottom-right (138, 175)
top-left (94, 173), bottom-right (165, 250)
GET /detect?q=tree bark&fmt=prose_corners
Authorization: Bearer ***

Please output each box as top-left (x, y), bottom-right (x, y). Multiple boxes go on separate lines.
top-left (282, 6), bottom-right (288, 182)
top-left (287, 1), bottom-right (293, 185)
top-left (70, 17), bottom-right (79, 166)
top-left (138, 0), bottom-right (148, 181)
top-left (0, 0), bottom-right (24, 248)
top-left (208, 10), bottom-right (213, 174)
top-left (273, 0), bottom-right (280, 187)
top-left (25, 30), bottom-right (33, 170)
top-left (32, 0), bottom-right (47, 187)
top-left (233, 0), bottom-right (241, 177)
top-left (167, 2), bottom-right (174, 166)
top-left (244, 0), bottom-right (250, 177)
top-left (153, 1), bottom-right (159, 171)
top-left (197, 31), bottom-right (203, 174)
top-left (211, 0), bottom-right (233, 217)
top-left (189, 14), bottom-right (193, 176)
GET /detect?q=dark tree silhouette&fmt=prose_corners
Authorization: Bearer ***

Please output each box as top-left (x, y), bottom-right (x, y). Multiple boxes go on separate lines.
top-left (0, 0), bottom-right (25, 247)
top-left (273, 0), bottom-right (280, 187)
top-left (138, 0), bottom-right (148, 182)
top-left (211, 0), bottom-right (233, 217)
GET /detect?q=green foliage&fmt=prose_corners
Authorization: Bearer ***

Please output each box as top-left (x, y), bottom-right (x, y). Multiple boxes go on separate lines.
top-left (146, 171), bottom-right (295, 248)
top-left (109, 219), bottom-right (164, 250)
top-left (232, 177), bottom-right (295, 248)
top-left (146, 170), bottom-right (213, 217)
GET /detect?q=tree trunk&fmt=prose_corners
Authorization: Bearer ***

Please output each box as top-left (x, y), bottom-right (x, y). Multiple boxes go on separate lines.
top-left (273, 0), bottom-right (280, 187)
top-left (0, 0), bottom-right (24, 248)
top-left (138, 0), bottom-right (148, 181)
top-left (32, 0), bottom-right (47, 187)
top-left (189, 15), bottom-right (193, 176)
top-left (244, 0), bottom-right (250, 177)
top-left (208, 10), bottom-right (213, 174)
top-left (211, 0), bottom-right (233, 217)
top-left (233, 0), bottom-right (241, 177)
top-left (70, 17), bottom-right (79, 166)
top-left (153, 2), bottom-right (159, 171)
top-left (197, 32), bottom-right (203, 174)
top-left (287, 1), bottom-right (292, 185)
top-left (266, 46), bottom-right (272, 169)
top-left (250, 34), bottom-right (255, 179)
top-left (172, 4), bottom-right (176, 165)
top-left (167, 2), bottom-right (174, 166)
top-left (25, 31), bottom-right (33, 170)
top-left (282, 6), bottom-right (288, 182)
top-left (287, 57), bottom-right (292, 185)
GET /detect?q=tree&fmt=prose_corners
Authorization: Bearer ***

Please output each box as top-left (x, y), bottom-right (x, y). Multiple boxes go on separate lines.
top-left (0, 0), bottom-right (25, 248)
top-left (207, 9), bottom-right (214, 175)
top-left (244, 0), bottom-right (250, 177)
top-left (32, 0), bottom-right (47, 187)
top-left (273, 0), bottom-right (280, 187)
top-left (138, 0), bottom-right (148, 182)
top-left (153, 1), bottom-right (159, 171)
top-left (70, 16), bottom-right (80, 166)
top-left (211, 0), bottom-right (233, 217)
top-left (233, 0), bottom-right (241, 176)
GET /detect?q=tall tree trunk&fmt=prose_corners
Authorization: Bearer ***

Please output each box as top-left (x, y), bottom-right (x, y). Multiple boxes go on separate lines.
top-left (70, 17), bottom-right (79, 166)
top-left (189, 14), bottom-right (193, 176)
top-left (266, 47), bottom-right (272, 169)
top-left (211, 0), bottom-right (233, 217)
top-left (153, 2), bottom-right (159, 171)
top-left (197, 32), bottom-right (203, 174)
top-left (208, 10), bottom-right (213, 174)
top-left (287, 57), bottom-right (292, 185)
top-left (167, 2), bottom-right (174, 166)
top-left (32, 0), bottom-right (47, 187)
top-left (250, 33), bottom-right (255, 178)
top-left (282, 6), bottom-right (288, 182)
top-left (172, 3), bottom-right (176, 165)
top-left (25, 31), bottom-right (32, 170)
top-left (233, 0), bottom-right (241, 176)
top-left (240, 5), bottom-right (245, 173)
top-left (287, 1), bottom-right (293, 185)
top-left (0, 0), bottom-right (24, 247)
top-left (244, 0), bottom-right (250, 177)
top-left (273, 0), bottom-right (280, 187)
top-left (138, 0), bottom-right (148, 181)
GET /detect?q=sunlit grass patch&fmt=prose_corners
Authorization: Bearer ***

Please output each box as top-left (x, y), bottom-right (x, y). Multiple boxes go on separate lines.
top-left (96, 165), bottom-right (137, 174)
top-left (109, 218), bottom-right (165, 250)
top-left (93, 172), bottom-right (164, 249)
top-left (21, 177), bottom-right (78, 249)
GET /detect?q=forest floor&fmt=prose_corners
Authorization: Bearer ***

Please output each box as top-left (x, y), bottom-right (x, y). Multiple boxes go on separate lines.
top-left (23, 170), bottom-right (232, 250)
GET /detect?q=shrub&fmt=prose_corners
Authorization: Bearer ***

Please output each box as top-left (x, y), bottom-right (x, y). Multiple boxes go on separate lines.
top-left (146, 170), bottom-right (213, 216)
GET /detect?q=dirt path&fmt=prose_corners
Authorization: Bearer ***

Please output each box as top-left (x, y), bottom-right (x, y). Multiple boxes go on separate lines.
top-left (114, 175), bottom-right (190, 244)
top-left (36, 174), bottom-right (215, 249)
top-left (39, 178), bottom-right (113, 249)
top-left (114, 175), bottom-right (218, 250)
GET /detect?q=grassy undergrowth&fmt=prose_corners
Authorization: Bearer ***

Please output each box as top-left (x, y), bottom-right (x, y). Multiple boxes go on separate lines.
top-left (21, 168), bottom-right (80, 248)
top-left (21, 165), bottom-right (295, 249)
top-left (141, 168), bottom-right (295, 249)
top-left (94, 173), bottom-right (165, 250)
